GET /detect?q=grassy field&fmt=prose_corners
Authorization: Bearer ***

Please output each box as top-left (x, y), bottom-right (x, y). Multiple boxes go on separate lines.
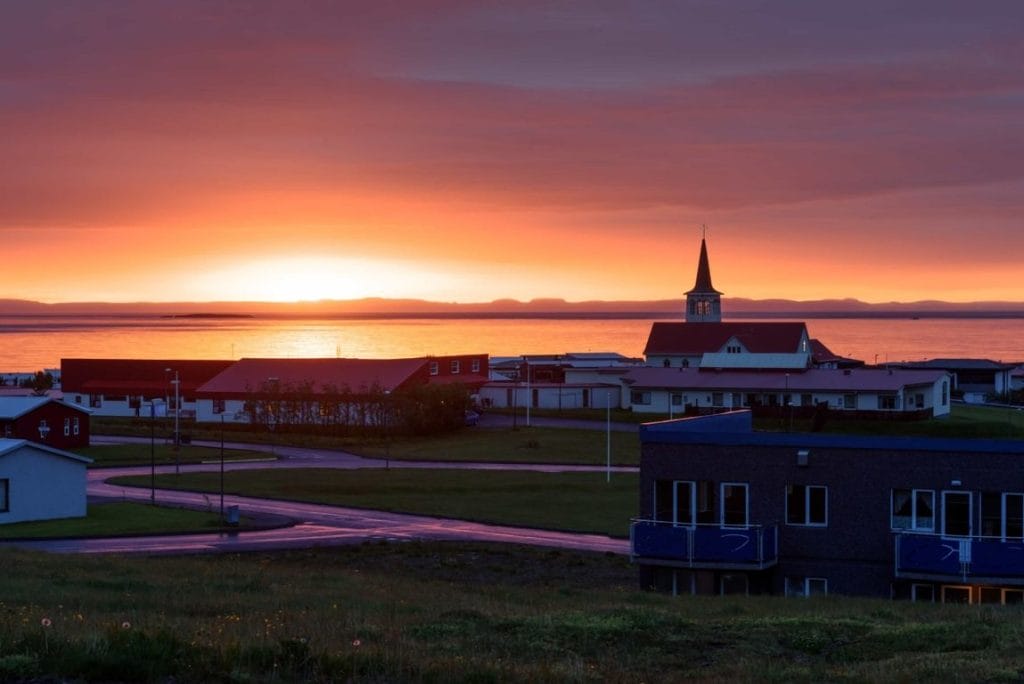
top-left (74, 444), bottom-right (270, 468)
top-left (112, 468), bottom-right (637, 537)
top-left (2, 542), bottom-right (1024, 682)
top-left (0, 502), bottom-right (247, 539)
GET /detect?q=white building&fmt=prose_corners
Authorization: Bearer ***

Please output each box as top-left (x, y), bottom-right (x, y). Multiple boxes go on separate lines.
top-left (620, 367), bottom-right (952, 418)
top-left (0, 439), bottom-right (91, 525)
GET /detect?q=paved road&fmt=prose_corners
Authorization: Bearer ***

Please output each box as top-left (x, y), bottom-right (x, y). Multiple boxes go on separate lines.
top-left (8, 437), bottom-right (634, 556)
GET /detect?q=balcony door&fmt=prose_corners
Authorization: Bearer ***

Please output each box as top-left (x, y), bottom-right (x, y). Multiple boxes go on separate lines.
top-left (721, 483), bottom-right (749, 528)
top-left (1004, 494), bottom-right (1024, 540)
top-left (654, 480), bottom-right (695, 526)
top-left (942, 491), bottom-right (972, 538)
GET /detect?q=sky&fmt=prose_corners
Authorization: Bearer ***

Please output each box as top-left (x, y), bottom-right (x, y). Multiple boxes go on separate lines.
top-left (3, 1), bottom-right (1024, 305)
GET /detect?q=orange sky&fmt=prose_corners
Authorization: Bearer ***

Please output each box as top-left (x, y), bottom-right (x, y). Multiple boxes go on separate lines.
top-left (3, 2), bottom-right (1024, 305)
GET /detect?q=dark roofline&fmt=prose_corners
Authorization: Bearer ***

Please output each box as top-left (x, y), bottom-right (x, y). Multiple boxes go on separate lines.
top-left (685, 237), bottom-right (723, 295)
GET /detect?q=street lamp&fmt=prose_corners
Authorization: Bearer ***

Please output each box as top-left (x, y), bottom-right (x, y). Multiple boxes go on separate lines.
top-left (165, 368), bottom-right (181, 474)
top-left (220, 413), bottom-right (225, 519)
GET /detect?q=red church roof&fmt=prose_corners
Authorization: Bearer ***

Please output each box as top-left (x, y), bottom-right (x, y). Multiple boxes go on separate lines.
top-left (196, 358), bottom-right (429, 397)
top-left (644, 322), bottom-right (808, 356)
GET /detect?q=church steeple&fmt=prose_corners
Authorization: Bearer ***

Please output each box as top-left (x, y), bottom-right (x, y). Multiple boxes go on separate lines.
top-left (685, 231), bottom-right (722, 322)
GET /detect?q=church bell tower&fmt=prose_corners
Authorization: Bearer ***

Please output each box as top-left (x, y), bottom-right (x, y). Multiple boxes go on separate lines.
top-left (685, 234), bottom-right (722, 323)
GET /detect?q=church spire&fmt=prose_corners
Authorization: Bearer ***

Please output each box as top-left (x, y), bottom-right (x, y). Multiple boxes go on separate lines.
top-left (685, 230), bottom-right (722, 322)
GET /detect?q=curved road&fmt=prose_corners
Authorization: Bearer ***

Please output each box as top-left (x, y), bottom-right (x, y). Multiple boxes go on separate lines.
top-left (9, 436), bottom-right (634, 556)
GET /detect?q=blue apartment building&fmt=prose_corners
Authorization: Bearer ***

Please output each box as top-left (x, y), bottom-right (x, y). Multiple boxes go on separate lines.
top-left (632, 411), bottom-right (1024, 604)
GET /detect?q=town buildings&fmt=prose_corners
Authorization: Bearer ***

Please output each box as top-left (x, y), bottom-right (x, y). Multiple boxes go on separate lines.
top-left (0, 396), bottom-right (91, 450)
top-left (631, 411), bottom-right (1024, 603)
top-left (0, 439), bottom-right (91, 524)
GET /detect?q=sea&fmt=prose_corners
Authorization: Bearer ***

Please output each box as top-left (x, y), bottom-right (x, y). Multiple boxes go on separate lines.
top-left (1, 315), bottom-right (1023, 372)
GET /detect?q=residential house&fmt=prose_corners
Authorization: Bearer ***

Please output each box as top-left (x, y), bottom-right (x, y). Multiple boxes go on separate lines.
top-left (632, 410), bottom-right (1024, 603)
top-left (891, 359), bottom-right (1018, 403)
top-left (0, 439), bottom-right (91, 524)
top-left (0, 396), bottom-right (92, 449)
top-left (480, 352), bottom-right (636, 410)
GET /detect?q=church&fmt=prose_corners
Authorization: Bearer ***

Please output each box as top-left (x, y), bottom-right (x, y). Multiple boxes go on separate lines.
top-left (643, 237), bottom-right (843, 371)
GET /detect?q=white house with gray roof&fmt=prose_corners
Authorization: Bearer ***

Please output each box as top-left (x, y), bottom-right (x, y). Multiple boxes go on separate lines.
top-left (0, 439), bottom-right (92, 525)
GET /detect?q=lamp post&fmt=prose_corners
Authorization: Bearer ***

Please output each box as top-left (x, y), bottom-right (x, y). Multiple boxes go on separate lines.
top-left (606, 391), bottom-right (611, 483)
top-left (525, 358), bottom-right (531, 428)
top-left (785, 373), bottom-right (792, 432)
top-left (150, 403), bottom-right (156, 504)
top-left (219, 413), bottom-right (225, 519)
top-left (165, 368), bottom-right (180, 474)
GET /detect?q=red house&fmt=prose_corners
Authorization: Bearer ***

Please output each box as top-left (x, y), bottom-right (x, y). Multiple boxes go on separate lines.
top-left (0, 397), bottom-right (91, 450)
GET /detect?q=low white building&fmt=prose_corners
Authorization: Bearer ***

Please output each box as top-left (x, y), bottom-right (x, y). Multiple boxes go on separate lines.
top-left (478, 382), bottom-right (621, 410)
top-left (0, 439), bottom-right (91, 525)
top-left (620, 367), bottom-right (952, 418)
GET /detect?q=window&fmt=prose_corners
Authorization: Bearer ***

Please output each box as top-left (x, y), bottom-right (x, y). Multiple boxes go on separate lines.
top-left (63, 418), bottom-right (70, 436)
top-left (429, 362), bottom-right (439, 376)
top-left (914, 393), bottom-right (925, 408)
top-left (942, 381), bottom-right (949, 406)
top-left (73, 417), bottom-right (80, 436)
top-left (3, 425), bottom-right (11, 437)
top-left (911, 584), bottom-right (935, 602)
top-left (941, 585), bottom-right (971, 604)
top-left (721, 483), bottom-right (748, 527)
top-left (942, 491), bottom-right (972, 537)
top-left (630, 391), bottom-right (652, 405)
top-left (801, 393), bottom-right (813, 407)
top-left (786, 485), bottom-right (828, 526)
top-left (450, 360), bottom-right (461, 374)
top-left (90, 396), bottom-right (101, 408)
top-left (891, 489), bottom-right (935, 531)
top-left (654, 480), bottom-right (695, 526)
top-left (670, 393), bottom-right (683, 407)
top-left (213, 399), bottom-right (226, 415)
top-left (0, 478), bottom-right (8, 512)
top-left (1003, 589), bottom-right (1024, 605)
top-left (663, 359), bottom-right (671, 368)
top-left (786, 577), bottom-right (828, 597)
top-left (843, 394), bottom-right (856, 409)
top-left (712, 392), bottom-right (724, 407)
top-left (75, 395), bottom-right (82, 404)
top-left (877, 394), bottom-right (897, 410)
top-left (726, 345), bottom-right (742, 354)
top-left (471, 359), bottom-right (481, 373)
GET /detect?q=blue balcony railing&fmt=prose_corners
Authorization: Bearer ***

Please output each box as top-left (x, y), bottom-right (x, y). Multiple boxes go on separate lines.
top-left (895, 532), bottom-right (1024, 582)
top-left (630, 519), bottom-right (778, 569)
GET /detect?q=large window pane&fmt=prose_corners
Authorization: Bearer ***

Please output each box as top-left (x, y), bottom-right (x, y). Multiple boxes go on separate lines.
top-left (916, 491), bottom-right (935, 531)
top-left (892, 489), bottom-right (912, 529)
top-left (0, 479), bottom-right (8, 512)
top-left (786, 485), bottom-right (803, 524)
top-left (1006, 494), bottom-right (1023, 540)
top-left (675, 481), bottom-right (694, 526)
top-left (808, 487), bottom-right (827, 525)
top-left (722, 484), bottom-right (748, 526)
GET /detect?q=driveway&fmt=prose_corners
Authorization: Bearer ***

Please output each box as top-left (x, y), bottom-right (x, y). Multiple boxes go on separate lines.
top-left (6, 437), bottom-right (634, 557)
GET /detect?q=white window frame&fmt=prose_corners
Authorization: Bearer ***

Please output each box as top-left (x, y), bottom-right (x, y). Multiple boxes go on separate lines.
top-left (941, 490), bottom-right (973, 538)
top-left (450, 359), bottom-right (461, 374)
top-left (428, 361), bottom-right (439, 376)
top-left (64, 418), bottom-right (71, 436)
top-left (1002, 588), bottom-right (1024, 605)
top-left (720, 482), bottom-right (749, 528)
top-left (673, 480), bottom-right (696, 527)
top-left (1002, 492), bottom-right (1024, 541)
top-left (631, 391), bottom-right (652, 406)
top-left (941, 585), bottom-right (972, 604)
top-left (891, 489), bottom-right (935, 531)
top-left (785, 484), bottom-right (828, 527)
top-left (471, 359), bottom-right (480, 373)
top-left (72, 417), bottom-right (80, 436)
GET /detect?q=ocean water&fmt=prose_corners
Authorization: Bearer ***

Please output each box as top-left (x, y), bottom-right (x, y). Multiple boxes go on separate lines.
top-left (1, 315), bottom-right (1022, 371)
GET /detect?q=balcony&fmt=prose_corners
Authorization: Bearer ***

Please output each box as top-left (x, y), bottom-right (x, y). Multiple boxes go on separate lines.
top-left (895, 532), bottom-right (1024, 584)
top-left (630, 520), bottom-right (778, 570)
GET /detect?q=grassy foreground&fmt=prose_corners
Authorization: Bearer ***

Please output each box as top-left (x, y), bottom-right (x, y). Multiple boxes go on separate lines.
top-left (2, 543), bottom-right (1024, 682)
top-left (0, 502), bottom-right (247, 539)
top-left (113, 468), bottom-right (637, 537)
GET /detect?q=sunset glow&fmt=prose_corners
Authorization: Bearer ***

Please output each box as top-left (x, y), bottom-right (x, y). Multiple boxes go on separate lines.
top-left (3, 3), bottom-right (1023, 305)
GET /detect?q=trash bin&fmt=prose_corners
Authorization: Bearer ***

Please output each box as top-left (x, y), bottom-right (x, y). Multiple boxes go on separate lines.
top-left (226, 505), bottom-right (240, 526)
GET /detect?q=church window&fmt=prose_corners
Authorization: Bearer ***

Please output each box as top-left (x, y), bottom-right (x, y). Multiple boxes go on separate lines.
top-left (663, 359), bottom-right (671, 368)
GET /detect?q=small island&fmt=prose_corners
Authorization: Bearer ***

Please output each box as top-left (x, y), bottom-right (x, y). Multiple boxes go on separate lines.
top-left (159, 313), bottom-right (255, 319)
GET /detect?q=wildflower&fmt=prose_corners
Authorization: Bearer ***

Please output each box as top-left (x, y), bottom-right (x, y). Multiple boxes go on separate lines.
top-left (41, 618), bottom-right (52, 628)
top-left (352, 639), bottom-right (362, 647)
top-left (121, 621), bottom-right (131, 630)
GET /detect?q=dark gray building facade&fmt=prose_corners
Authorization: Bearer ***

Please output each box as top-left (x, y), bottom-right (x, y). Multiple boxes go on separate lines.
top-left (633, 411), bottom-right (1024, 603)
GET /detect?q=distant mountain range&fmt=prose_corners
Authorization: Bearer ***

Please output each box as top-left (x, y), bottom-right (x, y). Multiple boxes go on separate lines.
top-left (3, 297), bottom-right (1024, 318)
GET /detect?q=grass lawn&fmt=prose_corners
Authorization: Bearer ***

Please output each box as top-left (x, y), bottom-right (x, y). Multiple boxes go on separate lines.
top-left (0, 502), bottom-right (247, 539)
top-left (112, 468), bottom-right (637, 537)
top-left (2, 542), bottom-right (1023, 682)
top-left (354, 426), bottom-right (640, 465)
top-left (74, 443), bottom-right (270, 468)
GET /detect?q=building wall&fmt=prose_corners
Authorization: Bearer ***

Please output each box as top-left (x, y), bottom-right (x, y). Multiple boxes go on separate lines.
top-left (0, 446), bottom-right (87, 524)
top-left (638, 438), bottom-right (1024, 598)
top-left (2, 403), bottom-right (90, 449)
top-left (479, 384), bottom-right (620, 410)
